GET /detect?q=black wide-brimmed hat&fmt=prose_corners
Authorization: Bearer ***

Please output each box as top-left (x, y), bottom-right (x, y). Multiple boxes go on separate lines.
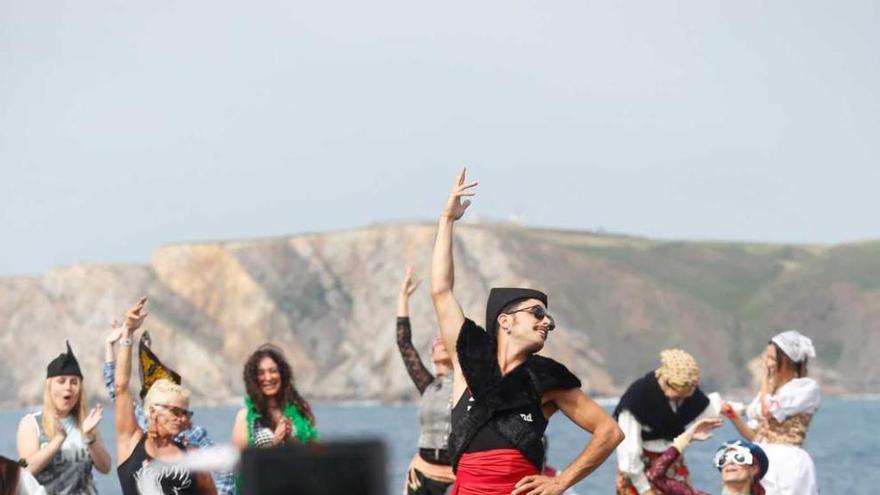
top-left (46, 341), bottom-right (83, 379)
top-left (485, 287), bottom-right (548, 336)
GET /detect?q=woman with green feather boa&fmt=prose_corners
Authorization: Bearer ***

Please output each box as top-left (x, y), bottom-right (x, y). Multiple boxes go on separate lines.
top-left (232, 345), bottom-right (318, 449)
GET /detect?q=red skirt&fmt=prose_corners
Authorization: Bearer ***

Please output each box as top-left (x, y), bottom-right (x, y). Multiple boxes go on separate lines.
top-left (450, 449), bottom-right (539, 495)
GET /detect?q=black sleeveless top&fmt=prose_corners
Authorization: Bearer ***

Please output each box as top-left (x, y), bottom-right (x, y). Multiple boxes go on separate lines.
top-left (451, 384), bottom-right (554, 452)
top-left (448, 318), bottom-right (581, 471)
top-left (117, 435), bottom-right (199, 495)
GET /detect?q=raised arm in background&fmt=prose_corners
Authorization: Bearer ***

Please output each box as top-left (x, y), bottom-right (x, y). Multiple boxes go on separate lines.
top-left (430, 168), bottom-right (478, 401)
top-left (114, 296), bottom-right (149, 464)
top-left (396, 266), bottom-right (434, 394)
top-left (102, 320), bottom-right (124, 399)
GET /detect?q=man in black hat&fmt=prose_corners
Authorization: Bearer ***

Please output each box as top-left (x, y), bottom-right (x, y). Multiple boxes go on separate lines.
top-left (430, 169), bottom-right (624, 495)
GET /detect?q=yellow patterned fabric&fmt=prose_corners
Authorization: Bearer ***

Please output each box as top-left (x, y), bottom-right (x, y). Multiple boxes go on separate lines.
top-left (656, 349), bottom-right (700, 388)
top-left (138, 336), bottom-right (181, 399)
top-left (756, 413), bottom-right (813, 446)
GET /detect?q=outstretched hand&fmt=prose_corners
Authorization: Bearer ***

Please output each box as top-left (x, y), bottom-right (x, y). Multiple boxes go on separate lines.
top-left (441, 168), bottom-right (478, 221)
top-left (512, 474), bottom-right (567, 495)
top-left (686, 417), bottom-right (723, 442)
top-left (124, 297), bottom-right (149, 331)
top-left (399, 266), bottom-right (422, 297)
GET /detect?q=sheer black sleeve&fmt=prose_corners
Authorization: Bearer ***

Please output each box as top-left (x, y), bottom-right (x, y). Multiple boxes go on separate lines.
top-left (396, 317), bottom-right (434, 394)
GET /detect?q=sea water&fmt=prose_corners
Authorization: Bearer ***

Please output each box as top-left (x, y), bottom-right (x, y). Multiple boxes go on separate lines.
top-left (1, 398), bottom-right (877, 494)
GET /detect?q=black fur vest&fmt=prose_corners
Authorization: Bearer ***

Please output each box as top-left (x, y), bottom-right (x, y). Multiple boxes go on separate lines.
top-left (449, 318), bottom-right (581, 471)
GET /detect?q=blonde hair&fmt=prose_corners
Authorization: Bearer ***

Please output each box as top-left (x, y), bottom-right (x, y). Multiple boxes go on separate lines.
top-left (41, 377), bottom-right (87, 438)
top-left (143, 379), bottom-right (190, 424)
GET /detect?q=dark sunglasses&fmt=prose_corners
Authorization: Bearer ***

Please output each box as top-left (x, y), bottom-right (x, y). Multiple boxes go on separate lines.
top-left (155, 403), bottom-right (194, 419)
top-left (505, 305), bottom-right (556, 331)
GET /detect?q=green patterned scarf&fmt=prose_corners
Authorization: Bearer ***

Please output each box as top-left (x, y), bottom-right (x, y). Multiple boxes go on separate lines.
top-left (245, 396), bottom-right (319, 445)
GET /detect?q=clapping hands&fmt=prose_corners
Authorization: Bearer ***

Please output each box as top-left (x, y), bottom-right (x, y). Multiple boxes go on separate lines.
top-left (82, 404), bottom-right (104, 441)
top-left (272, 418), bottom-right (293, 446)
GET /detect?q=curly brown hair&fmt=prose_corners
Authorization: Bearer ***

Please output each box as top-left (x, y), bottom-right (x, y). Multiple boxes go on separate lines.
top-left (243, 345), bottom-right (315, 426)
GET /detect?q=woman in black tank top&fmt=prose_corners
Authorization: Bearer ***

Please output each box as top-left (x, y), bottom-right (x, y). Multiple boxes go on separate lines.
top-left (118, 436), bottom-right (199, 495)
top-left (113, 298), bottom-right (216, 495)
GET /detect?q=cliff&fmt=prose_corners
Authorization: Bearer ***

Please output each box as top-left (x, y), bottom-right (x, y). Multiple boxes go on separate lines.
top-left (1, 223), bottom-right (876, 406)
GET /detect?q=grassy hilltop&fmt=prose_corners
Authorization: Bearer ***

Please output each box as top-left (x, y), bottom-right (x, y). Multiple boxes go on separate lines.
top-left (1, 223), bottom-right (876, 406)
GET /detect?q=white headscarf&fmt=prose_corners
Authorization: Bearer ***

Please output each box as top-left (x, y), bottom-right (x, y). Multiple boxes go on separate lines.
top-left (771, 330), bottom-right (816, 363)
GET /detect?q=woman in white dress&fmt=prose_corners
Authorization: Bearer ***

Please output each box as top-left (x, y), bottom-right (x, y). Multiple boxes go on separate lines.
top-left (722, 330), bottom-right (819, 495)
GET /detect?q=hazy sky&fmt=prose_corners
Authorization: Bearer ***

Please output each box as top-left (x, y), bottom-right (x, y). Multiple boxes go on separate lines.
top-left (2, 1), bottom-right (878, 276)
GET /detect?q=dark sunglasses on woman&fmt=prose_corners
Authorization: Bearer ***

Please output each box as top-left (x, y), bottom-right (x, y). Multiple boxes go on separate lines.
top-left (155, 403), bottom-right (194, 419)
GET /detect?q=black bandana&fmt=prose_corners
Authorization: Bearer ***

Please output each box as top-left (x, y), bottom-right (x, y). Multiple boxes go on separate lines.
top-left (485, 287), bottom-right (548, 337)
top-left (46, 341), bottom-right (83, 379)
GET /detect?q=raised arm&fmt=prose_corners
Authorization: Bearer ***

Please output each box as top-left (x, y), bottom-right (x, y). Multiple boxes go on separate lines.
top-left (514, 388), bottom-right (624, 495)
top-left (396, 267), bottom-right (434, 394)
top-left (115, 297), bottom-right (148, 462)
top-left (430, 168), bottom-right (478, 363)
top-left (103, 320), bottom-right (124, 400)
top-left (721, 401), bottom-right (757, 441)
top-left (646, 418), bottom-right (721, 495)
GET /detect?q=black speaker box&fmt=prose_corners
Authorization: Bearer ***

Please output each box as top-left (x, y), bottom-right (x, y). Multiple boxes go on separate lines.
top-left (240, 439), bottom-right (386, 495)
